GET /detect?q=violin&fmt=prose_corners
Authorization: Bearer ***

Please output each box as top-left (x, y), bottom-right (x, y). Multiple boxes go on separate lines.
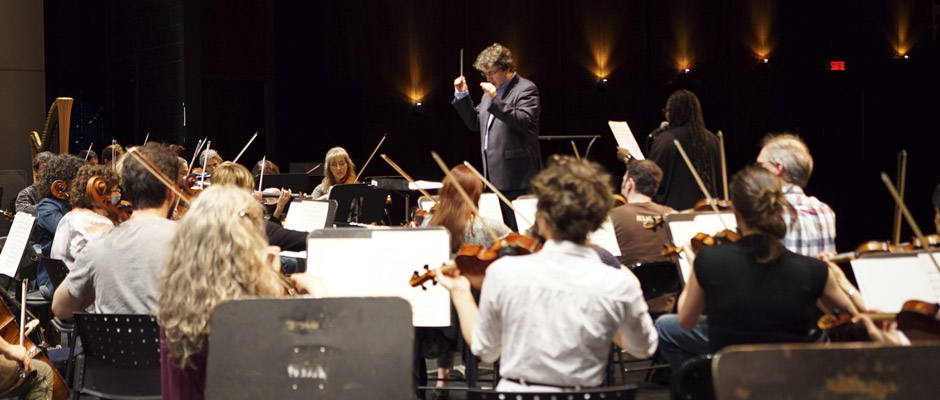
top-left (86, 176), bottom-right (131, 223)
top-left (827, 237), bottom-right (931, 263)
top-left (819, 300), bottom-right (940, 342)
top-left (693, 198), bottom-right (732, 212)
top-left (410, 232), bottom-right (543, 289)
top-left (260, 188), bottom-right (307, 206)
top-left (1, 209), bottom-right (14, 221)
top-left (689, 229), bottom-right (741, 252)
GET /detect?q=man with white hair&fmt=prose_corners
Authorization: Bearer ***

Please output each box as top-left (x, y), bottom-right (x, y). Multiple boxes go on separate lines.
top-left (755, 133), bottom-right (836, 257)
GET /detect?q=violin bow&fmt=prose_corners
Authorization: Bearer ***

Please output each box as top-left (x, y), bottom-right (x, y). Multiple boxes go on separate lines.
top-left (570, 141), bottom-right (581, 161)
top-left (718, 130), bottom-right (729, 201)
top-left (461, 161), bottom-right (533, 228)
top-left (231, 132), bottom-right (258, 165)
top-left (188, 137), bottom-right (206, 175)
top-left (143, 132), bottom-right (150, 145)
top-left (380, 154), bottom-right (438, 206)
top-left (892, 150), bottom-right (908, 246)
top-left (431, 151), bottom-right (500, 242)
top-left (354, 133), bottom-right (388, 183)
top-left (200, 141), bottom-right (211, 189)
top-left (880, 172), bottom-right (940, 275)
top-left (305, 163), bottom-right (322, 175)
top-left (126, 146), bottom-right (193, 204)
top-left (257, 155), bottom-right (266, 192)
top-left (84, 142), bottom-right (94, 161)
top-left (673, 139), bottom-right (730, 230)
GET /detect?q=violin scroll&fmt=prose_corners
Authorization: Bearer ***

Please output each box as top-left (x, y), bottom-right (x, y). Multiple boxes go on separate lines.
top-left (51, 179), bottom-right (69, 200)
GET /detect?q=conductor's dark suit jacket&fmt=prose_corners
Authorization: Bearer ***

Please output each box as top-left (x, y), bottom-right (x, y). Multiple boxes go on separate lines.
top-left (452, 74), bottom-right (541, 191)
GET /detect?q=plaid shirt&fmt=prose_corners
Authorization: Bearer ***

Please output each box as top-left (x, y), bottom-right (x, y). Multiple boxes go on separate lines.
top-left (781, 185), bottom-right (836, 257)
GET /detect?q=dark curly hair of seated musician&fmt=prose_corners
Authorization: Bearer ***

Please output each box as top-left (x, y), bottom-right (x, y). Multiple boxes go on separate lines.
top-left (121, 143), bottom-right (180, 209)
top-left (530, 156), bottom-right (613, 245)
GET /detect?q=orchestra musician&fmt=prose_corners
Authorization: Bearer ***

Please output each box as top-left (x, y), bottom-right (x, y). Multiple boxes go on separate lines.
top-left (311, 147), bottom-right (357, 199)
top-left (35, 154), bottom-right (85, 297)
top-left (644, 89), bottom-right (720, 211)
top-left (52, 143), bottom-right (180, 319)
top-left (656, 167), bottom-right (892, 373)
top-left (77, 149), bottom-right (98, 165)
top-left (755, 133), bottom-right (836, 257)
top-left (101, 143), bottom-right (124, 170)
top-left (251, 158), bottom-right (280, 177)
top-left (49, 165), bottom-right (120, 271)
top-left (14, 151), bottom-right (54, 214)
top-left (210, 161), bottom-right (305, 253)
top-left (156, 185), bottom-right (325, 400)
top-left (435, 157), bottom-right (656, 392)
top-left (610, 160), bottom-right (677, 266)
top-left (0, 336), bottom-right (53, 400)
top-left (452, 43), bottom-right (541, 231)
top-left (197, 149), bottom-right (222, 174)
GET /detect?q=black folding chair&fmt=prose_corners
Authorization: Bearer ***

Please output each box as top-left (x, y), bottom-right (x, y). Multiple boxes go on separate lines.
top-left (72, 313), bottom-right (161, 399)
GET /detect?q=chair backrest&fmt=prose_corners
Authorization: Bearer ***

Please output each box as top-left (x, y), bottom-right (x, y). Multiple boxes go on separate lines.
top-left (468, 384), bottom-right (637, 400)
top-left (712, 342), bottom-right (940, 400)
top-left (40, 256), bottom-right (68, 289)
top-left (73, 313), bottom-right (161, 399)
top-left (670, 354), bottom-right (715, 400)
top-left (629, 260), bottom-right (683, 300)
top-left (205, 297), bottom-right (413, 399)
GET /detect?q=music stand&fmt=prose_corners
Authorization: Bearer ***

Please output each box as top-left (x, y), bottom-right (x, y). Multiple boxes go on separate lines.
top-left (328, 183), bottom-right (388, 225)
top-left (205, 297), bottom-right (413, 400)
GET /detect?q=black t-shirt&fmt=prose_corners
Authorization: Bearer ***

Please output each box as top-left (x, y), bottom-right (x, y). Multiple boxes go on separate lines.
top-left (694, 235), bottom-right (828, 352)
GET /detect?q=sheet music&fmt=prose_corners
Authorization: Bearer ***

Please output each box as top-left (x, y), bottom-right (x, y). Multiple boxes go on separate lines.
top-left (588, 217), bottom-right (621, 257)
top-left (409, 180), bottom-right (443, 190)
top-left (608, 121), bottom-right (645, 160)
top-left (305, 228), bottom-right (451, 327)
top-left (283, 200), bottom-right (332, 232)
top-left (478, 193), bottom-right (503, 223)
top-left (852, 254), bottom-right (940, 312)
top-left (665, 212), bottom-right (737, 281)
top-left (0, 212), bottom-right (37, 278)
top-left (511, 197), bottom-right (538, 233)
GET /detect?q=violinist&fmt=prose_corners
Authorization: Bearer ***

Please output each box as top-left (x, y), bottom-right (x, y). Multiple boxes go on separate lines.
top-left (52, 143), bottom-right (179, 319)
top-left (422, 165), bottom-right (511, 253)
top-left (50, 165), bottom-right (120, 271)
top-left (101, 143), bottom-right (124, 170)
top-left (35, 154), bottom-right (85, 297)
top-left (610, 160), bottom-right (677, 266)
top-left (435, 157), bottom-right (656, 392)
top-left (211, 162), bottom-right (306, 253)
top-left (656, 167), bottom-right (869, 373)
top-left (251, 158), bottom-right (280, 177)
top-left (311, 147), bottom-right (357, 199)
top-left (0, 336), bottom-right (53, 399)
top-left (756, 133), bottom-right (836, 257)
top-left (197, 149), bottom-right (222, 174)
top-left (646, 89), bottom-right (720, 211)
top-left (156, 185), bottom-right (326, 400)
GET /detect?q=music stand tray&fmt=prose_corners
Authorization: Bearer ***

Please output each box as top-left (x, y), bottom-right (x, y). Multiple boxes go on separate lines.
top-left (205, 297), bottom-right (413, 399)
top-left (328, 183), bottom-right (388, 225)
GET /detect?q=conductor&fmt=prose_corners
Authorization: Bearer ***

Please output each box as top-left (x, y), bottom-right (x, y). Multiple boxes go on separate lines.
top-left (453, 43), bottom-right (541, 231)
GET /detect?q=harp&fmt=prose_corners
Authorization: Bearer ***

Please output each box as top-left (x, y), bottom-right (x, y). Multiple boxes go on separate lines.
top-left (29, 97), bottom-right (73, 181)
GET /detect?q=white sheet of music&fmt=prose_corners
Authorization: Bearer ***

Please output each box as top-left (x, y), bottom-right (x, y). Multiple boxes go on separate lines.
top-left (305, 228), bottom-right (451, 327)
top-left (0, 212), bottom-right (36, 278)
top-left (665, 212), bottom-right (737, 282)
top-left (478, 193), bottom-right (503, 223)
top-left (608, 121), bottom-right (645, 160)
top-left (588, 217), bottom-right (621, 257)
top-left (852, 254), bottom-right (940, 312)
top-left (283, 200), bottom-right (332, 232)
top-left (511, 197), bottom-right (538, 234)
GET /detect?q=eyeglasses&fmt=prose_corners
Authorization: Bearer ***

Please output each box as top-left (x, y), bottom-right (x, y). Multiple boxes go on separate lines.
top-left (480, 69), bottom-right (503, 79)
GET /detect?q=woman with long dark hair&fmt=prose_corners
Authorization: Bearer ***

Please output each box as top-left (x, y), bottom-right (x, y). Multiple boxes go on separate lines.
top-left (647, 89), bottom-right (720, 210)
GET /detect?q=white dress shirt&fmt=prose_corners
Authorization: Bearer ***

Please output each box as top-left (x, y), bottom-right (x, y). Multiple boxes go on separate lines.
top-left (471, 240), bottom-right (658, 391)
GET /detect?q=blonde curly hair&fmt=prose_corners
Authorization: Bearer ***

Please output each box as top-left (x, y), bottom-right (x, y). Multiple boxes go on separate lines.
top-left (156, 184), bottom-right (283, 368)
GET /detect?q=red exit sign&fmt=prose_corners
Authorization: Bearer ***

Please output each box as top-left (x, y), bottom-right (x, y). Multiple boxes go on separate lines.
top-left (830, 61), bottom-right (846, 71)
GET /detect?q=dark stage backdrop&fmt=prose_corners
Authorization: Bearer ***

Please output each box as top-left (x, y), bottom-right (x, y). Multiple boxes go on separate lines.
top-left (44, 0), bottom-right (939, 251)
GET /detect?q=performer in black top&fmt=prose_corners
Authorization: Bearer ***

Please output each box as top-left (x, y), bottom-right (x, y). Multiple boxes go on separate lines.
top-left (646, 89), bottom-right (720, 210)
top-left (675, 167), bottom-right (863, 351)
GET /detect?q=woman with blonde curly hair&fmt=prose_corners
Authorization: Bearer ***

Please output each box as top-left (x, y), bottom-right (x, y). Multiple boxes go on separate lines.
top-left (157, 185), bottom-right (323, 399)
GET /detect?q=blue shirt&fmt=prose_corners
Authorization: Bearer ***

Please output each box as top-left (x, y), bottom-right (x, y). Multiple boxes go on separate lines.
top-left (37, 197), bottom-right (70, 257)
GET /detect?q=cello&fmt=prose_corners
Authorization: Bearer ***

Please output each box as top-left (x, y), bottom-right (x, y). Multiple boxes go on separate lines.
top-left (0, 288), bottom-right (69, 400)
